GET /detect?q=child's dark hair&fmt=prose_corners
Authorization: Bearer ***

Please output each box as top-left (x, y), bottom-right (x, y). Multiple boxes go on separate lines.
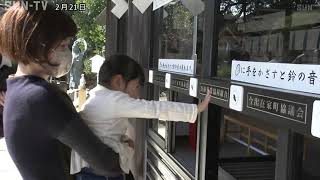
top-left (99, 54), bottom-right (145, 86)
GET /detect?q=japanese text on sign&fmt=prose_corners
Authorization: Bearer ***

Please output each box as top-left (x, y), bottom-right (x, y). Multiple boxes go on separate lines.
top-left (231, 60), bottom-right (320, 94)
top-left (158, 59), bottom-right (195, 75)
top-left (247, 93), bottom-right (307, 124)
top-left (153, 74), bottom-right (165, 84)
top-left (200, 83), bottom-right (229, 101)
top-left (172, 78), bottom-right (189, 90)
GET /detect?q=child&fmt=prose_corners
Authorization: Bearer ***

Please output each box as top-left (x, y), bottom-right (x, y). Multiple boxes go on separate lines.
top-left (70, 54), bottom-right (211, 180)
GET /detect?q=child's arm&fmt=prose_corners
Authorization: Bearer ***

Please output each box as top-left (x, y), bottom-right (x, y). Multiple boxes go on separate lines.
top-left (113, 91), bottom-right (211, 123)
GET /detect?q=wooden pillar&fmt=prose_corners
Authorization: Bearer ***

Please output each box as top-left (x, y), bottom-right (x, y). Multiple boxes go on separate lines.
top-left (275, 129), bottom-right (304, 180)
top-left (106, 0), bottom-right (118, 56)
top-left (200, 103), bottom-right (221, 180)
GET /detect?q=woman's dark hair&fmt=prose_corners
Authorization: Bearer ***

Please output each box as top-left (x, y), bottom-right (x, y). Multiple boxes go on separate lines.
top-left (99, 55), bottom-right (145, 86)
top-left (0, 1), bottom-right (77, 64)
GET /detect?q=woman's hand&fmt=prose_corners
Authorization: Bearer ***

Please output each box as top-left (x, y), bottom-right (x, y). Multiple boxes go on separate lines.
top-left (120, 135), bottom-right (135, 149)
top-left (197, 91), bottom-right (211, 113)
top-left (0, 91), bottom-right (5, 106)
top-left (126, 139), bottom-right (134, 149)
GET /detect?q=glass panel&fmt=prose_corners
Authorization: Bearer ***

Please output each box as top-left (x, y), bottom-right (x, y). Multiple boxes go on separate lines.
top-left (157, 90), bottom-right (168, 138)
top-left (302, 136), bottom-right (320, 179)
top-left (170, 93), bottom-right (197, 176)
top-left (158, 1), bottom-right (205, 74)
top-left (160, 1), bottom-right (194, 59)
top-left (149, 88), bottom-right (169, 139)
top-left (219, 109), bottom-right (277, 180)
top-left (196, 13), bottom-right (205, 74)
top-left (217, 0), bottom-right (320, 78)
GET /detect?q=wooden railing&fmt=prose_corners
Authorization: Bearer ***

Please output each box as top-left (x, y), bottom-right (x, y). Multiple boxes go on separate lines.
top-left (222, 115), bottom-right (278, 155)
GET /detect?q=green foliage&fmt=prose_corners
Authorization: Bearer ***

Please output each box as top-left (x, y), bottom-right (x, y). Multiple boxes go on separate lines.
top-left (163, 1), bottom-right (193, 41)
top-left (72, 0), bottom-right (105, 86)
top-left (73, 0), bottom-right (105, 57)
top-left (83, 58), bottom-right (92, 75)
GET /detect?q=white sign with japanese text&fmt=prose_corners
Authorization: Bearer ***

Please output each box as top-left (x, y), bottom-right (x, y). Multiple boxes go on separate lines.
top-left (231, 60), bottom-right (320, 94)
top-left (153, 0), bottom-right (173, 10)
top-left (158, 59), bottom-right (195, 75)
top-left (247, 93), bottom-right (307, 124)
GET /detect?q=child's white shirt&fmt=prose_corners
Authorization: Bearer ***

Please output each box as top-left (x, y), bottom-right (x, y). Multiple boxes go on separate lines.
top-left (70, 85), bottom-right (198, 175)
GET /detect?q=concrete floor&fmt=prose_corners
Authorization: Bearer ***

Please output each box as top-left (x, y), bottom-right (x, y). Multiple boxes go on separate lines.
top-left (0, 138), bottom-right (22, 180)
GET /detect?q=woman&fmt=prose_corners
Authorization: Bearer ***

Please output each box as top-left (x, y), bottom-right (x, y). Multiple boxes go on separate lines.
top-left (0, 2), bottom-right (121, 180)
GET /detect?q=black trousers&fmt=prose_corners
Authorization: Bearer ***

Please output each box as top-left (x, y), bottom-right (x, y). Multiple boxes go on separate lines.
top-left (125, 172), bottom-right (134, 180)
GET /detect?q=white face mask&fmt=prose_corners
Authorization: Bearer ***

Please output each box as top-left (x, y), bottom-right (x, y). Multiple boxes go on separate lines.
top-left (46, 49), bottom-right (73, 78)
top-left (0, 55), bottom-right (12, 68)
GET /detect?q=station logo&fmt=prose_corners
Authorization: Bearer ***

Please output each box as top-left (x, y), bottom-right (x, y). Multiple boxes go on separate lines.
top-left (3, 1), bottom-right (86, 11)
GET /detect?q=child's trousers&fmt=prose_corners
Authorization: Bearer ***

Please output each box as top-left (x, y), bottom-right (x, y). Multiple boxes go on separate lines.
top-left (75, 168), bottom-right (124, 180)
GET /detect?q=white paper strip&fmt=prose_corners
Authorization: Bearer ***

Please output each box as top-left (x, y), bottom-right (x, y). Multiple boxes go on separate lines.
top-left (180, 0), bottom-right (204, 16)
top-left (153, 0), bottom-right (173, 11)
top-left (132, 0), bottom-right (153, 14)
top-left (111, 0), bottom-right (128, 19)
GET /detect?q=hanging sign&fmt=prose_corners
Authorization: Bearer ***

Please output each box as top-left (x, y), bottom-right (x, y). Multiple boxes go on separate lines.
top-left (153, 73), bottom-right (165, 84)
top-left (132, 0), bottom-right (153, 14)
top-left (180, 0), bottom-right (204, 16)
top-left (171, 78), bottom-right (189, 90)
top-left (248, 93), bottom-right (307, 124)
top-left (231, 60), bottom-right (320, 94)
top-left (158, 59), bottom-right (195, 75)
top-left (153, 0), bottom-right (173, 11)
top-left (199, 83), bottom-right (229, 102)
top-left (111, 0), bottom-right (128, 19)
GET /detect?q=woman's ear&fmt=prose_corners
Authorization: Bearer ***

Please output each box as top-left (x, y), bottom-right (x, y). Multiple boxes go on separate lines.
top-left (110, 75), bottom-right (126, 91)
